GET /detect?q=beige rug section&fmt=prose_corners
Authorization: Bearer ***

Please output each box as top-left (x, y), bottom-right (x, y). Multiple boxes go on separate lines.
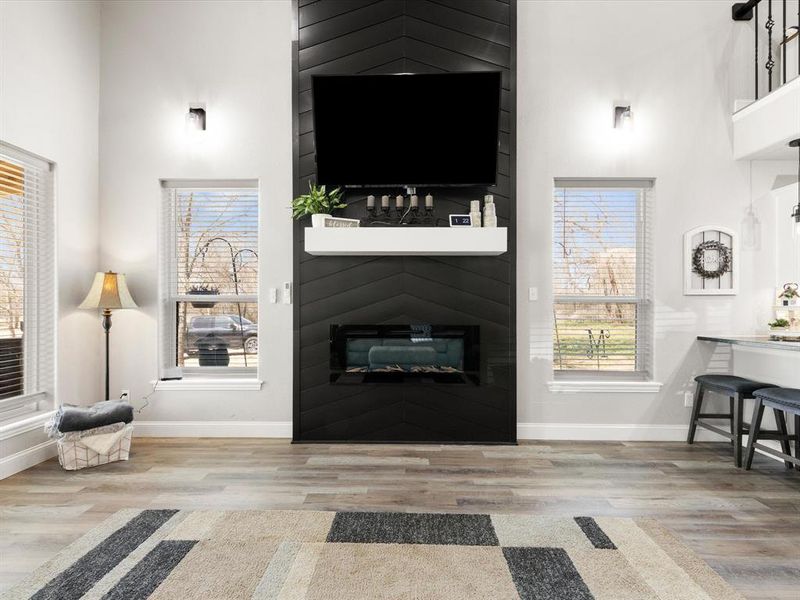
top-left (3, 509), bottom-right (747, 600)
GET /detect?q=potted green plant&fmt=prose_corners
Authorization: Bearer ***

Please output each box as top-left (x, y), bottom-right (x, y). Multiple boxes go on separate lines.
top-left (291, 182), bottom-right (346, 227)
top-left (768, 318), bottom-right (791, 332)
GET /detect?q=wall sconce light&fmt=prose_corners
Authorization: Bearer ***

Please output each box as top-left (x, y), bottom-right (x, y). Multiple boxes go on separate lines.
top-left (614, 105), bottom-right (633, 130)
top-left (185, 105), bottom-right (206, 132)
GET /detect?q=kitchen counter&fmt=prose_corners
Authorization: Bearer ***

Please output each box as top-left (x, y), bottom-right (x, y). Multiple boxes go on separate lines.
top-left (697, 335), bottom-right (800, 352)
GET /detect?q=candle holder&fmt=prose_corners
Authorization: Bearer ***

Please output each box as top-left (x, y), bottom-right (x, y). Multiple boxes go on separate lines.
top-left (362, 194), bottom-right (435, 226)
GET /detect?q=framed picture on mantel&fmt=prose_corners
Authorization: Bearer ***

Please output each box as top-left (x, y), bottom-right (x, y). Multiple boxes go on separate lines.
top-left (683, 226), bottom-right (738, 295)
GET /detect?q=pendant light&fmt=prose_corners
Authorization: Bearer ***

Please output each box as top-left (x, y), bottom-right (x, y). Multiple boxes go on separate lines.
top-left (791, 139), bottom-right (800, 236)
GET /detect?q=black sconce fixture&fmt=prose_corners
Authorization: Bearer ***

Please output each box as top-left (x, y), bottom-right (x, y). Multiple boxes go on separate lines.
top-left (186, 105), bottom-right (206, 132)
top-left (613, 105), bottom-right (633, 130)
top-left (791, 139), bottom-right (800, 236)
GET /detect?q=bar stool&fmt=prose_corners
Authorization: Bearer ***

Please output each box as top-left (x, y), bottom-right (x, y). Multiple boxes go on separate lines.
top-left (745, 388), bottom-right (800, 471)
top-left (686, 374), bottom-right (775, 467)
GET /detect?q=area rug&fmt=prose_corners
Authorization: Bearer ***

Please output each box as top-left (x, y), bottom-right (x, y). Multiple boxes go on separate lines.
top-left (5, 509), bottom-right (744, 600)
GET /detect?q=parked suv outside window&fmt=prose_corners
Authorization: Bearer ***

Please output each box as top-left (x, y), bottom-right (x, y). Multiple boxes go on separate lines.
top-left (186, 315), bottom-right (258, 355)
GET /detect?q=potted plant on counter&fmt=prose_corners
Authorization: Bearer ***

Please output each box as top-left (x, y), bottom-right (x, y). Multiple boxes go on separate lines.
top-left (768, 318), bottom-right (791, 333)
top-left (291, 182), bottom-right (346, 227)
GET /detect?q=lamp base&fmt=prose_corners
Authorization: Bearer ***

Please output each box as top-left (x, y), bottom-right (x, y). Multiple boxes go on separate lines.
top-left (102, 308), bottom-right (112, 401)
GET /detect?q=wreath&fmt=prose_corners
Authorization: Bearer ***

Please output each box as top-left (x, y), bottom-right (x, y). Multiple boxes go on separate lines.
top-left (691, 240), bottom-right (732, 280)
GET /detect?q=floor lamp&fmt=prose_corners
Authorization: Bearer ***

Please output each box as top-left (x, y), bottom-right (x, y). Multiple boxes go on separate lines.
top-left (80, 271), bottom-right (138, 401)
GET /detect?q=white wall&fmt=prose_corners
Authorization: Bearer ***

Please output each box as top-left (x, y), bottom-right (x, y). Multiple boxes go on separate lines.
top-left (0, 0), bottom-right (101, 468)
top-left (516, 0), bottom-right (799, 437)
top-left (98, 1), bottom-right (294, 428)
top-left (96, 0), bottom-right (797, 439)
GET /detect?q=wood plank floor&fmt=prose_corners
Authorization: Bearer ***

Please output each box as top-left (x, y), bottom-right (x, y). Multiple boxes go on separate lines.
top-left (1, 439), bottom-right (798, 598)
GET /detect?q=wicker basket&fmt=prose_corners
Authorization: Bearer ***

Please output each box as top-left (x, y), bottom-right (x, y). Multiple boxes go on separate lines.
top-left (56, 423), bottom-right (133, 471)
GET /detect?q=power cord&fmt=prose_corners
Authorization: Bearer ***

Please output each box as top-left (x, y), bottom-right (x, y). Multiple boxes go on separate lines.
top-left (118, 380), bottom-right (157, 414)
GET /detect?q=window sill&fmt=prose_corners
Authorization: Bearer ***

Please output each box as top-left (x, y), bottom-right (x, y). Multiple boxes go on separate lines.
top-left (153, 379), bottom-right (263, 392)
top-left (547, 380), bottom-right (663, 394)
top-left (0, 410), bottom-right (55, 441)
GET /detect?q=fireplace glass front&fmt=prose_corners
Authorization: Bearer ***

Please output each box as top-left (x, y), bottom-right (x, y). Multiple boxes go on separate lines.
top-left (330, 325), bottom-right (479, 384)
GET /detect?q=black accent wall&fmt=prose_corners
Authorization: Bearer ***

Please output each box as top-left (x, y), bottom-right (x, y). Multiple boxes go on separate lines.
top-left (292, 0), bottom-right (516, 443)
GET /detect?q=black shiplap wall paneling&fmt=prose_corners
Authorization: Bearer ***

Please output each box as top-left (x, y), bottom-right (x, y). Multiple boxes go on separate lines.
top-left (293, 0), bottom-right (516, 443)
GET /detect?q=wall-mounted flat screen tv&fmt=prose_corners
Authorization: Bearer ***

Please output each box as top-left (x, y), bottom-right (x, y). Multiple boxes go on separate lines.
top-left (312, 72), bottom-right (501, 187)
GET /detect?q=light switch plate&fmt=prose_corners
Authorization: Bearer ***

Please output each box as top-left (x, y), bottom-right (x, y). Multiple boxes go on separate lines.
top-left (269, 287), bottom-right (278, 303)
top-left (283, 282), bottom-right (292, 304)
top-left (528, 287), bottom-right (538, 302)
top-left (684, 391), bottom-right (694, 407)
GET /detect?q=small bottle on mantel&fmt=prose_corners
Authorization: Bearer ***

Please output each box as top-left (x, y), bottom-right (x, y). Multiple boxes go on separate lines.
top-left (470, 200), bottom-right (482, 227)
top-left (483, 195), bottom-right (497, 228)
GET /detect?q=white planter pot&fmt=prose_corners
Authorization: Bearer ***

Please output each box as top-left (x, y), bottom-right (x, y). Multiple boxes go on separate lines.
top-left (311, 213), bottom-right (329, 228)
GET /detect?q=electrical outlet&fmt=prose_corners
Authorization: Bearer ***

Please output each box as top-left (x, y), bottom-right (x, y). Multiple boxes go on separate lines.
top-left (120, 389), bottom-right (130, 402)
top-left (684, 391), bottom-right (693, 407)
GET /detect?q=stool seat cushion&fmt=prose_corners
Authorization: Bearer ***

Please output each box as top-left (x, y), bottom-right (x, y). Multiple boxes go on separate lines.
top-left (753, 387), bottom-right (800, 410)
top-left (694, 374), bottom-right (774, 396)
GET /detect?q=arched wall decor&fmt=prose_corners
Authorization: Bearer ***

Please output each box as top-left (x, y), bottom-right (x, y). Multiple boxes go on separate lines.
top-left (683, 226), bottom-right (738, 295)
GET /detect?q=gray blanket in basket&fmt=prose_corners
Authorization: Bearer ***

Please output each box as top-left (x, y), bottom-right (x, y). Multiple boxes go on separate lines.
top-left (53, 400), bottom-right (134, 433)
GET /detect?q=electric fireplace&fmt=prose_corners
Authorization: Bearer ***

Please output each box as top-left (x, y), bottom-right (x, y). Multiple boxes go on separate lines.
top-left (330, 325), bottom-right (479, 384)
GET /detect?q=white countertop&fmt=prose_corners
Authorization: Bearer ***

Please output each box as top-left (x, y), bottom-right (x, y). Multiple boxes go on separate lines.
top-left (697, 335), bottom-right (800, 352)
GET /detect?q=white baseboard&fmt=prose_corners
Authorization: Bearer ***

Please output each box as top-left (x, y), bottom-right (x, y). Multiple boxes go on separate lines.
top-left (134, 421), bottom-right (720, 442)
top-left (0, 440), bottom-right (56, 479)
top-left (517, 422), bottom-right (719, 442)
top-left (133, 420), bottom-right (292, 438)
top-left (133, 421), bottom-right (708, 442)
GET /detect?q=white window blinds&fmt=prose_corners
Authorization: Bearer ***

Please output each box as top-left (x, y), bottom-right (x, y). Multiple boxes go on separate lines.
top-left (553, 179), bottom-right (653, 378)
top-left (0, 143), bottom-right (55, 418)
top-left (160, 180), bottom-right (259, 375)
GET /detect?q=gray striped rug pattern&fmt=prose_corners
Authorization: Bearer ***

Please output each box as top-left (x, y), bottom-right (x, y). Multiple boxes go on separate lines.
top-left (4, 510), bottom-right (745, 600)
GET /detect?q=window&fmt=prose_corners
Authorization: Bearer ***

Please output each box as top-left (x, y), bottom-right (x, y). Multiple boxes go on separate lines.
top-left (0, 143), bottom-right (55, 418)
top-left (553, 179), bottom-right (653, 379)
top-left (160, 180), bottom-right (259, 378)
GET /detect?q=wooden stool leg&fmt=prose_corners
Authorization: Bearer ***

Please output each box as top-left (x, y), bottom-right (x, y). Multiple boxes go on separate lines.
top-left (795, 415), bottom-right (800, 472)
top-left (774, 409), bottom-right (793, 469)
top-left (745, 398), bottom-right (765, 470)
top-left (687, 383), bottom-right (704, 444)
top-left (729, 396), bottom-right (735, 446)
top-left (733, 393), bottom-right (744, 468)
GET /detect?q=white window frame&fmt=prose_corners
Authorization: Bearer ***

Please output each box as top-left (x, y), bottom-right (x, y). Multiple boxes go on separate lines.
top-left (0, 142), bottom-right (56, 420)
top-left (158, 179), bottom-right (260, 384)
top-left (550, 178), bottom-right (657, 389)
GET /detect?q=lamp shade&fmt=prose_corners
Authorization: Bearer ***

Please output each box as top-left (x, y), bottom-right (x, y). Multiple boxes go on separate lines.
top-left (79, 271), bottom-right (138, 310)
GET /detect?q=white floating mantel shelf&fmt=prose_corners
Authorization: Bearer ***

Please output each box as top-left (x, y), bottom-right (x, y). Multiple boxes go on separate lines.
top-left (304, 227), bottom-right (507, 256)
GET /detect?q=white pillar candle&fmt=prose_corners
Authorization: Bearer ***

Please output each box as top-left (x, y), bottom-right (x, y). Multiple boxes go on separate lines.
top-left (425, 194), bottom-right (433, 208)
top-left (367, 195), bottom-right (375, 209)
top-left (396, 195), bottom-right (404, 209)
top-left (381, 195), bottom-right (390, 209)
top-left (410, 194), bottom-right (419, 208)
